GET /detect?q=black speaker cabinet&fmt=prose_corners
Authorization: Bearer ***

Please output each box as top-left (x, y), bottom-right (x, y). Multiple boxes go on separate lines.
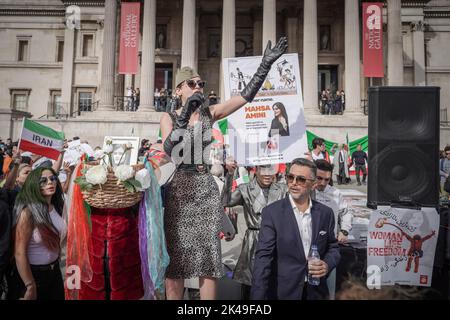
top-left (367, 86), bottom-right (440, 208)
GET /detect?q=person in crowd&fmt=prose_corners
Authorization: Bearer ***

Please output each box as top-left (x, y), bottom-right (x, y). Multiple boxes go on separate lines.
top-left (2, 148), bottom-right (13, 177)
top-left (351, 144), bottom-right (368, 186)
top-left (337, 277), bottom-right (425, 300)
top-left (340, 90), bottom-right (345, 111)
top-left (208, 91), bottom-right (218, 106)
top-left (126, 86), bottom-right (134, 111)
top-left (440, 145), bottom-right (450, 195)
top-left (0, 186), bottom-right (14, 298)
top-left (332, 144), bottom-right (349, 185)
top-left (154, 88), bottom-right (160, 111)
top-left (251, 158), bottom-right (340, 300)
top-left (160, 37), bottom-right (288, 300)
top-left (222, 162), bottom-right (287, 300)
top-left (8, 167), bottom-right (66, 300)
top-left (133, 88), bottom-right (140, 111)
top-left (5, 138), bottom-right (13, 152)
top-left (334, 90), bottom-right (342, 115)
top-left (313, 159), bottom-right (352, 299)
top-left (325, 89), bottom-right (333, 115)
top-left (0, 148), bottom-right (5, 178)
top-left (159, 88), bottom-right (167, 113)
top-left (320, 90), bottom-right (327, 114)
top-left (138, 139), bottom-right (150, 158)
top-left (311, 138), bottom-right (325, 161)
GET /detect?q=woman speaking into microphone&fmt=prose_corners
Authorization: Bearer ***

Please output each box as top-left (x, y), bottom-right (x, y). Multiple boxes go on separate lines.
top-left (160, 37), bottom-right (288, 300)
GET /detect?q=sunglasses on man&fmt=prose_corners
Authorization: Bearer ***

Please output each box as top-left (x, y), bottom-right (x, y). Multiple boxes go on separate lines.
top-left (286, 173), bottom-right (315, 185)
top-left (186, 79), bottom-right (206, 89)
top-left (39, 175), bottom-right (58, 188)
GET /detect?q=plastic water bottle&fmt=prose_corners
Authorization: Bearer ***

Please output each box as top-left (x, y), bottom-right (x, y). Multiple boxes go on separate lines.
top-left (308, 245), bottom-right (320, 286)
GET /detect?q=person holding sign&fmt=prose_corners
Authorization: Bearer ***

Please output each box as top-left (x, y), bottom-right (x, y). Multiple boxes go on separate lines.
top-left (160, 37), bottom-right (288, 300)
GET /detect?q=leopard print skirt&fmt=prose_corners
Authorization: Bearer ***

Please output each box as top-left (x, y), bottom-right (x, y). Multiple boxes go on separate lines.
top-left (164, 170), bottom-right (224, 279)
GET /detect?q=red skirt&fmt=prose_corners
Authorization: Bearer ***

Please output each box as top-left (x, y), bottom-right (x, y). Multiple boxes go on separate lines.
top-left (79, 207), bottom-right (144, 300)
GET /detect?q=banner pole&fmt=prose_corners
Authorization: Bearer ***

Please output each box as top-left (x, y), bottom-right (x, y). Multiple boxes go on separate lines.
top-left (17, 117), bottom-right (26, 151)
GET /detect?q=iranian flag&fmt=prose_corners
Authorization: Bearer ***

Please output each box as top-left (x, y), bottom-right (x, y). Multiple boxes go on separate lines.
top-left (18, 118), bottom-right (65, 160)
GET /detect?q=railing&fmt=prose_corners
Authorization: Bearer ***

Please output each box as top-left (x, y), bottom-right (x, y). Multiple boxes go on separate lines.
top-left (45, 102), bottom-right (70, 119)
top-left (361, 99), bottom-right (368, 115)
top-left (114, 96), bottom-right (136, 111)
top-left (70, 100), bottom-right (100, 116)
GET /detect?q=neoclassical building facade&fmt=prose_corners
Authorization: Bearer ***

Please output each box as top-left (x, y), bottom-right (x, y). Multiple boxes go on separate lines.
top-left (1, 0), bottom-right (450, 147)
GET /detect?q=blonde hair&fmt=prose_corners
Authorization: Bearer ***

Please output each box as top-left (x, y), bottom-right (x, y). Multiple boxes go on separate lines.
top-left (337, 277), bottom-right (425, 300)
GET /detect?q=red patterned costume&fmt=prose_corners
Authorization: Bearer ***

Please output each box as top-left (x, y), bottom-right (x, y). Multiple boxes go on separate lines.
top-left (79, 207), bottom-right (144, 300)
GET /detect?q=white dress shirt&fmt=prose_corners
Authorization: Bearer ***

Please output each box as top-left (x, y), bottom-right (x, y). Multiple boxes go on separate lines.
top-left (289, 194), bottom-right (313, 259)
top-left (314, 185), bottom-right (352, 236)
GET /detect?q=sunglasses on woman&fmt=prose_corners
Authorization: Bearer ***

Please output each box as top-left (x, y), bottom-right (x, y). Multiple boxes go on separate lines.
top-left (286, 173), bottom-right (315, 185)
top-left (186, 79), bottom-right (206, 89)
top-left (39, 175), bottom-right (58, 187)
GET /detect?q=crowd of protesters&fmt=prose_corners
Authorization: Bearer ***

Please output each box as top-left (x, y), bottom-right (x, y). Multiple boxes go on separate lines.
top-left (319, 89), bottom-right (345, 115)
top-left (1, 36), bottom-right (447, 302)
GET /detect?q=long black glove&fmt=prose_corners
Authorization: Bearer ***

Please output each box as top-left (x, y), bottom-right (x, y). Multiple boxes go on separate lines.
top-left (163, 92), bottom-right (205, 156)
top-left (240, 37), bottom-right (288, 102)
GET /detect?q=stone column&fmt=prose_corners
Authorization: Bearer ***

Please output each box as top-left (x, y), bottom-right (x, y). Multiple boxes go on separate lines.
top-left (124, 74), bottom-right (133, 96)
top-left (98, 0), bottom-right (117, 111)
top-left (303, 0), bottom-right (318, 112)
top-left (61, 28), bottom-right (75, 114)
top-left (285, 12), bottom-right (298, 54)
top-left (139, 0), bottom-right (157, 111)
top-left (345, 0), bottom-right (361, 113)
top-left (262, 0), bottom-right (276, 52)
top-left (252, 8), bottom-right (263, 56)
top-left (387, 0), bottom-right (404, 86)
top-left (181, 0), bottom-right (196, 68)
top-left (411, 21), bottom-right (426, 86)
top-left (220, 0), bottom-right (235, 100)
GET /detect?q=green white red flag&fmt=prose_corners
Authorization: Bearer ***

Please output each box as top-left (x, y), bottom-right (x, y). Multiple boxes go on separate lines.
top-left (18, 118), bottom-right (65, 160)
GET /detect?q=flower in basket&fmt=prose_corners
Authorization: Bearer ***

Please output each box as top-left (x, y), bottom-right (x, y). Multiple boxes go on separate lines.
top-left (75, 139), bottom-right (145, 194)
top-left (114, 164), bottom-right (134, 181)
top-left (113, 164), bottom-right (142, 193)
top-left (86, 165), bottom-right (108, 184)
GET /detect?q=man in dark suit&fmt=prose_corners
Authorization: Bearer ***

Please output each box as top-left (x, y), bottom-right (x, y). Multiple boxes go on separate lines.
top-left (251, 158), bottom-right (340, 300)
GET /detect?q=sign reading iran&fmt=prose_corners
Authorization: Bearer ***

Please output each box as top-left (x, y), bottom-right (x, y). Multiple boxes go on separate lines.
top-left (363, 2), bottom-right (384, 77)
top-left (221, 53), bottom-right (308, 166)
top-left (118, 2), bottom-right (140, 74)
top-left (367, 206), bottom-right (439, 287)
top-left (19, 118), bottom-right (65, 160)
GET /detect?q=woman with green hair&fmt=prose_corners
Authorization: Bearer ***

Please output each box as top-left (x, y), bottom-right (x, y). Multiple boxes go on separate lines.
top-left (8, 166), bottom-right (66, 300)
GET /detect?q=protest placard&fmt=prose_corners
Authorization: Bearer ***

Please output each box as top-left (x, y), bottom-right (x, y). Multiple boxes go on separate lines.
top-left (367, 206), bottom-right (439, 287)
top-left (221, 53), bottom-right (308, 166)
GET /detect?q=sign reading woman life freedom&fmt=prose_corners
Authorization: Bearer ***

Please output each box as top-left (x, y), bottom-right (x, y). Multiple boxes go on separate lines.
top-left (221, 53), bottom-right (308, 166)
top-left (367, 206), bottom-right (439, 287)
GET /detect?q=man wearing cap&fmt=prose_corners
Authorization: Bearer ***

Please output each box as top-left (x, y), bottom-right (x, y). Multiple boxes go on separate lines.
top-left (222, 161), bottom-right (287, 299)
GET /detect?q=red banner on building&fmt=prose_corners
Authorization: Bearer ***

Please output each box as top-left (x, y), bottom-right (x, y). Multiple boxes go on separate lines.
top-left (119, 2), bottom-right (140, 74)
top-left (362, 2), bottom-right (384, 78)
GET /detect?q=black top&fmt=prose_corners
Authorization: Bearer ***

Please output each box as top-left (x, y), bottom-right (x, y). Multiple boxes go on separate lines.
top-left (0, 188), bottom-right (16, 269)
top-left (269, 117), bottom-right (289, 137)
top-left (352, 150), bottom-right (367, 165)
